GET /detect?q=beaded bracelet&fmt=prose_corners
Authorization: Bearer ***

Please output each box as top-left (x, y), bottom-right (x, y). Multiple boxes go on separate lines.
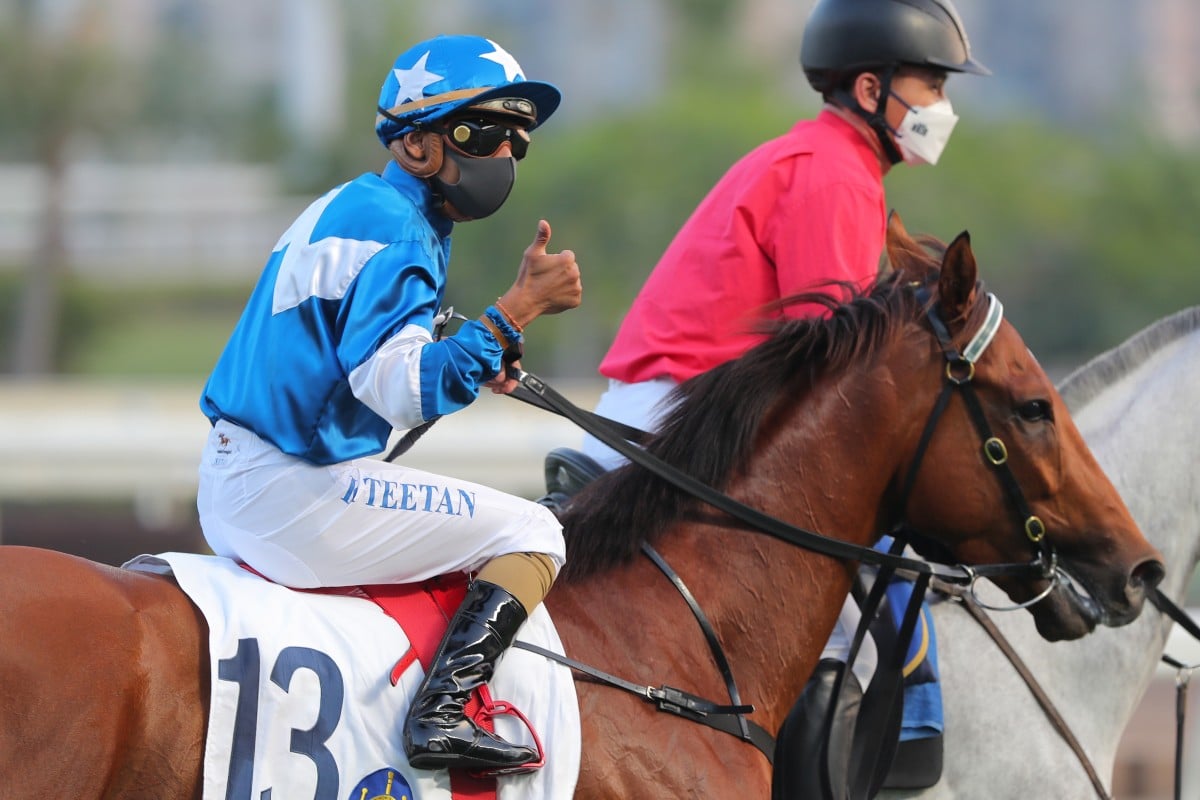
top-left (494, 298), bottom-right (525, 332)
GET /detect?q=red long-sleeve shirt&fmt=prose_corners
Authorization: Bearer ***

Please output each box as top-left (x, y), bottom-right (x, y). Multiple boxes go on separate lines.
top-left (600, 108), bottom-right (886, 384)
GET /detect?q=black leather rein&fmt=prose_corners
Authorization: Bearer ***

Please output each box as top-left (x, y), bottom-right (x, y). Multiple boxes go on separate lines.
top-left (507, 294), bottom-right (1059, 759)
top-left (511, 297), bottom-right (1052, 586)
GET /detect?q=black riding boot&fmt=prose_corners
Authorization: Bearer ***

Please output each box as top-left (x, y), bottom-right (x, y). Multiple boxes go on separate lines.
top-left (403, 580), bottom-right (538, 772)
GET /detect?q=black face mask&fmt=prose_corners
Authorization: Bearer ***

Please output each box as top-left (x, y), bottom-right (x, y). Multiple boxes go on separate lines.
top-left (429, 149), bottom-right (516, 221)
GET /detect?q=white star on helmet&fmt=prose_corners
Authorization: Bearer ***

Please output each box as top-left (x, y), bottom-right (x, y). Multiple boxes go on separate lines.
top-left (392, 51), bottom-right (444, 106)
top-left (479, 40), bottom-right (525, 82)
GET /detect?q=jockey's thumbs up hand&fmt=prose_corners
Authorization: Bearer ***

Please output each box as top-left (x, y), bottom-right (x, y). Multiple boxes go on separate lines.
top-left (527, 218), bottom-right (552, 256)
top-left (498, 220), bottom-right (582, 326)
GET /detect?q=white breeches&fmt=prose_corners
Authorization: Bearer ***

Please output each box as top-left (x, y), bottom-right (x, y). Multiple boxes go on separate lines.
top-left (581, 377), bottom-right (680, 470)
top-left (197, 420), bottom-right (565, 589)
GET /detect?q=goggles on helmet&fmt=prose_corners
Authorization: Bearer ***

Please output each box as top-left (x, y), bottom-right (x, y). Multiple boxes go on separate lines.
top-left (374, 35), bottom-right (559, 147)
top-left (430, 117), bottom-right (530, 161)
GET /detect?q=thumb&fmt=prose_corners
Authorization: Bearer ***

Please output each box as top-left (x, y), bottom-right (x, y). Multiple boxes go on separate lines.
top-left (528, 219), bottom-right (552, 254)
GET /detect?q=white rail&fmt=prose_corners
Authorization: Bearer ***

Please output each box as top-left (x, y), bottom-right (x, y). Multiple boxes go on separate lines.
top-left (0, 379), bottom-right (602, 522)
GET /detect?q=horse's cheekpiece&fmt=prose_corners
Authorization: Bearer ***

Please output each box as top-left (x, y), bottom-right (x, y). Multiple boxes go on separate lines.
top-left (349, 767), bottom-right (413, 800)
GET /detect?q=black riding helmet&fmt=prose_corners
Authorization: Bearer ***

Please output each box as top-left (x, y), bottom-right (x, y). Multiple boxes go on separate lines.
top-left (801, 0), bottom-right (989, 93)
top-left (799, 0), bottom-right (988, 163)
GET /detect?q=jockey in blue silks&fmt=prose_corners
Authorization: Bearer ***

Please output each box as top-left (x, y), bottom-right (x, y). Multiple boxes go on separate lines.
top-left (198, 34), bottom-right (582, 774)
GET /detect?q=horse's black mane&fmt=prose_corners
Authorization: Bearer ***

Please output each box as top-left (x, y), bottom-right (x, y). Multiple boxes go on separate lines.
top-left (1057, 306), bottom-right (1200, 412)
top-left (560, 237), bottom-right (959, 581)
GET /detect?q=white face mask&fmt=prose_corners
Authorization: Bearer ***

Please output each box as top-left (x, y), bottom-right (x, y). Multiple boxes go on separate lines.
top-left (891, 96), bottom-right (958, 166)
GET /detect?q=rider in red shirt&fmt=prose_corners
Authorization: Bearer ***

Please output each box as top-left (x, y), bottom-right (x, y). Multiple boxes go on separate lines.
top-left (567, 1), bottom-right (989, 796)
top-left (598, 109), bottom-right (886, 385)
top-left (583, 0), bottom-right (987, 475)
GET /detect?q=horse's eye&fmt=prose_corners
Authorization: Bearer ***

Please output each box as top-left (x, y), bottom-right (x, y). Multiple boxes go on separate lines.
top-left (1017, 399), bottom-right (1052, 422)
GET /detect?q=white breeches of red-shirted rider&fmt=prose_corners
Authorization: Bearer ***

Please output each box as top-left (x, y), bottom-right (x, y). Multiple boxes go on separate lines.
top-left (198, 420), bottom-right (561, 613)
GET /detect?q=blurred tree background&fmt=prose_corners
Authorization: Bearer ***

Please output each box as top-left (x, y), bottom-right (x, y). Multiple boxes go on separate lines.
top-left (4, 9), bottom-right (1198, 779)
top-left (0, 0), bottom-right (1197, 379)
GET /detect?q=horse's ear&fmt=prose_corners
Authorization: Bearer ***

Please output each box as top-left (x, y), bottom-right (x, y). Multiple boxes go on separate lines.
top-left (885, 210), bottom-right (935, 281)
top-left (884, 210), bottom-right (912, 275)
top-left (938, 231), bottom-right (978, 317)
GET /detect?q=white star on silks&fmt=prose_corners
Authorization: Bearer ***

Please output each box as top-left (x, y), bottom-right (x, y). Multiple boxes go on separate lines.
top-left (391, 52), bottom-right (444, 106)
top-left (479, 40), bottom-right (525, 82)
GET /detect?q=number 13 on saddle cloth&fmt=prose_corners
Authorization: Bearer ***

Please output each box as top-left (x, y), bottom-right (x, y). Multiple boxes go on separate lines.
top-left (125, 552), bottom-right (582, 800)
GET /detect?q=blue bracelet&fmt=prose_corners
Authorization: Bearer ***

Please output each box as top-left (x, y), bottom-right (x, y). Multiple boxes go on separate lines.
top-left (483, 306), bottom-right (523, 347)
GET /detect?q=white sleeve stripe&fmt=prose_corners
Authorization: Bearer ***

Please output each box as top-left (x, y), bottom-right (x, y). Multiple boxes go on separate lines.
top-left (348, 323), bottom-right (431, 430)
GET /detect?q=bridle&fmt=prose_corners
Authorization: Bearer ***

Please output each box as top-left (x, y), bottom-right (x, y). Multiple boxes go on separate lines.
top-left (899, 287), bottom-right (1060, 609)
top-left (491, 283), bottom-right (1074, 760)
top-left (513, 284), bottom-right (1059, 594)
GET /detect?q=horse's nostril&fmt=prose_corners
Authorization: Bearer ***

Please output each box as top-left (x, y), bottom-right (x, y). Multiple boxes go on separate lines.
top-left (1131, 559), bottom-right (1166, 591)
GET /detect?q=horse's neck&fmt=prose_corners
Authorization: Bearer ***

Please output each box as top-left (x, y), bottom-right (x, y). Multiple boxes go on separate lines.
top-left (685, 374), bottom-right (903, 730)
top-left (687, 530), bottom-right (855, 709)
top-left (1073, 328), bottom-right (1200, 599)
top-left (743, 369), bottom-right (904, 537)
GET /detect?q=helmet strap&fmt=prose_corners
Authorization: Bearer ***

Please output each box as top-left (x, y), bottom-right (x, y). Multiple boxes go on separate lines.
top-left (377, 104), bottom-right (440, 152)
top-left (377, 106), bottom-right (409, 128)
top-left (837, 64), bottom-right (904, 166)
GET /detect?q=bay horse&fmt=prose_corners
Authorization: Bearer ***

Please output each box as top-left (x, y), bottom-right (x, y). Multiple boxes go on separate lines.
top-left (881, 306), bottom-right (1200, 800)
top-left (0, 217), bottom-right (1164, 800)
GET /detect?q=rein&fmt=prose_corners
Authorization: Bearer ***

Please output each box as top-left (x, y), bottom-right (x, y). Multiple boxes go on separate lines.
top-left (935, 582), bottom-right (1200, 800)
top-left (502, 290), bottom-right (1070, 763)
top-left (513, 368), bottom-right (1041, 585)
top-left (1150, 588), bottom-right (1200, 800)
top-left (511, 292), bottom-right (1053, 588)
top-left (930, 576), bottom-right (1112, 800)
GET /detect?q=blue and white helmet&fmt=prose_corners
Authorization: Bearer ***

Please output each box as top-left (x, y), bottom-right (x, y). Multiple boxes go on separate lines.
top-left (375, 34), bottom-right (562, 146)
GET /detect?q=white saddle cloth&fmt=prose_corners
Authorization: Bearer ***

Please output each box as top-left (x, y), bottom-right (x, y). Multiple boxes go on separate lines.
top-left (125, 552), bottom-right (580, 800)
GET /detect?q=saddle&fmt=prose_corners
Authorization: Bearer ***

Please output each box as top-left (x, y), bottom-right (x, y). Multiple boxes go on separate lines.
top-left (536, 447), bottom-right (608, 515)
top-left (537, 447), bottom-right (945, 798)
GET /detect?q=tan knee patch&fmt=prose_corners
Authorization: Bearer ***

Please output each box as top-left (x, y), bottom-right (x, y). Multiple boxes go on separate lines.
top-left (477, 552), bottom-right (557, 614)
